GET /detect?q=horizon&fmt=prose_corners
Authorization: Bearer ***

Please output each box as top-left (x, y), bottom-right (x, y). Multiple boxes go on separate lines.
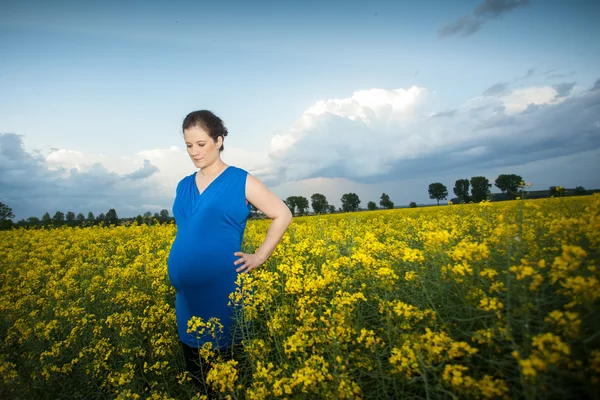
top-left (10, 183), bottom-right (597, 222)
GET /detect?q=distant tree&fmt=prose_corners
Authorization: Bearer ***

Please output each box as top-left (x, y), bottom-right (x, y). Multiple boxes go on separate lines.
top-left (573, 186), bottom-right (587, 196)
top-left (409, 202), bottom-right (417, 208)
top-left (0, 200), bottom-right (14, 230)
top-left (96, 213), bottom-right (106, 224)
top-left (296, 197), bottom-right (309, 215)
top-left (153, 212), bottom-right (160, 222)
top-left (105, 209), bottom-right (119, 225)
top-left (328, 205), bottom-right (336, 214)
top-left (379, 193), bottom-right (394, 209)
top-left (76, 213), bottom-right (86, 225)
top-left (470, 176), bottom-right (492, 203)
top-left (135, 215), bottom-right (144, 225)
top-left (52, 211), bottom-right (65, 225)
top-left (341, 193), bottom-right (361, 212)
top-left (453, 179), bottom-right (470, 203)
top-left (27, 216), bottom-right (41, 227)
top-left (286, 196), bottom-right (309, 215)
top-left (549, 186), bottom-right (565, 197)
top-left (159, 209), bottom-right (170, 223)
top-left (311, 193), bottom-right (329, 214)
top-left (42, 212), bottom-right (52, 226)
top-left (66, 211), bottom-right (76, 226)
top-left (0, 220), bottom-right (14, 230)
top-left (367, 201), bottom-right (377, 211)
top-left (0, 199), bottom-right (15, 222)
top-left (87, 212), bottom-right (95, 223)
top-left (428, 183), bottom-right (448, 206)
top-left (143, 211), bottom-right (152, 224)
top-left (494, 174), bottom-right (523, 200)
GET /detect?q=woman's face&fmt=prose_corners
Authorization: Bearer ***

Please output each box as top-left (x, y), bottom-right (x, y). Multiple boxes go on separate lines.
top-left (183, 125), bottom-right (222, 169)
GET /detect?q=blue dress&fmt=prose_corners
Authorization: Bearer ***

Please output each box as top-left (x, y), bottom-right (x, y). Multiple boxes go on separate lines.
top-left (167, 165), bottom-right (251, 349)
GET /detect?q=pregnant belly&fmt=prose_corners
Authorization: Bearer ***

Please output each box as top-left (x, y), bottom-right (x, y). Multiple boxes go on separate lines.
top-left (167, 236), bottom-right (239, 292)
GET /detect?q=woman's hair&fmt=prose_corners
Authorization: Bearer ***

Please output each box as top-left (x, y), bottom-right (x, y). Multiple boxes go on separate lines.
top-left (182, 110), bottom-right (228, 152)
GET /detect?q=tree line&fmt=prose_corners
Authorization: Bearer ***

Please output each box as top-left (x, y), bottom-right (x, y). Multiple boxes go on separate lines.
top-left (0, 173), bottom-right (594, 230)
top-left (0, 202), bottom-right (174, 230)
top-left (282, 192), bottom-right (395, 217)
top-left (427, 174), bottom-right (591, 205)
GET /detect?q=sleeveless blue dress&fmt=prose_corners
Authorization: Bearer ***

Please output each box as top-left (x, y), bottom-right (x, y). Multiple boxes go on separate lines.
top-left (167, 165), bottom-right (251, 349)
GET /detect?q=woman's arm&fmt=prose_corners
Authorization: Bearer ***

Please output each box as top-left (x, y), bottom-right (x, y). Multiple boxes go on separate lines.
top-left (234, 173), bottom-right (293, 273)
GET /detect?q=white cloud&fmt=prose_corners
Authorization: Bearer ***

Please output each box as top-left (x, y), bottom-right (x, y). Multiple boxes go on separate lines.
top-left (305, 86), bottom-right (426, 123)
top-left (261, 87), bottom-right (434, 185)
top-left (501, 86), bottom-right (562, 114)
top-left (0, 134), bottom-right (269, 220)
top-left (257, 81), bottom-right (600, 188)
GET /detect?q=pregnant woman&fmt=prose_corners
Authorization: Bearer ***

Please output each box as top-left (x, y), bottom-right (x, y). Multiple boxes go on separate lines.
top-left (167, 110), bottom-right (292, 391)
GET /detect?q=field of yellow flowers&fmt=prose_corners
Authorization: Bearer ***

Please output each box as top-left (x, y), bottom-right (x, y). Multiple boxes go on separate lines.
top-left (1, 195), bottom-right (599, 399)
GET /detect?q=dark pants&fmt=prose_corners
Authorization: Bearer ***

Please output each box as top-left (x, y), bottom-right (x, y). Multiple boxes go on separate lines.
top-left (181, 341), bottom-right (212, 391)
top-left (180, 340), bottom-right (243, 393)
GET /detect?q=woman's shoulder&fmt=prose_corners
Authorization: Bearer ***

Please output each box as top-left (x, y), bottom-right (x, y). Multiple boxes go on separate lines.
top-left (179, 172), bottom-right (196, 183)
top-left (228, 165), bottom-right (250, 176)
top-left (175, 172), bottom-right (196, 193)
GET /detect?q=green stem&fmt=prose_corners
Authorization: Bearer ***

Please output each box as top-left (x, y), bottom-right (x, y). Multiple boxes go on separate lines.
top-left (417, 354), bottom-right (431, 400)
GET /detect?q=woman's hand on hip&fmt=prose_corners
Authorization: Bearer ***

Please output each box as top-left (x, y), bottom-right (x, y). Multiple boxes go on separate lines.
top-left (234, 252), bottom-right (264, 274)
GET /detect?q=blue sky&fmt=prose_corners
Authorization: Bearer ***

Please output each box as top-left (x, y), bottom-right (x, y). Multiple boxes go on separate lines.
top-left (1, 0), bottom-right (599, 220)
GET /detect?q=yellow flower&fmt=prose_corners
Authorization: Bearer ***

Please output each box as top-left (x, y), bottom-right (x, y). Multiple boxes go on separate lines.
top-left (478, 296), bottom-right (503, 312)
top-left (389, 343), bottom-right (420, 378)
top-left (550, 245), bottom-right (587, 284)
top-left (545, 310), bottom-right (581, 339)
top-left (206, 360), bottom-right (239, 393)
top-left (404, 271), bottom-right (417, 282)
top-left (356, 328), bottom-right (382, 350)
top-left (480, 268), bottom-right (498, 279)
top-left (402, 247), bottom-right (425, 263)
top-left (442, 364), bottom-right (474, 389)
top-left (0, 360), bottom-right (18, 385)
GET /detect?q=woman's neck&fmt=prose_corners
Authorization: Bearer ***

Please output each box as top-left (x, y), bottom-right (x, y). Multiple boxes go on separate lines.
top-left (199, 160), bottom-right (228, 177)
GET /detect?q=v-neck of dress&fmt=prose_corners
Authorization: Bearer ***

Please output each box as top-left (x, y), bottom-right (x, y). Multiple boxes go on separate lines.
top-left (194, 166), bottom-right (231, 196)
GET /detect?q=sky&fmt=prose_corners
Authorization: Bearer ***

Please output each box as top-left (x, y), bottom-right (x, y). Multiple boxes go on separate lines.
top-left (1, 0), bottom-right (599, 220)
